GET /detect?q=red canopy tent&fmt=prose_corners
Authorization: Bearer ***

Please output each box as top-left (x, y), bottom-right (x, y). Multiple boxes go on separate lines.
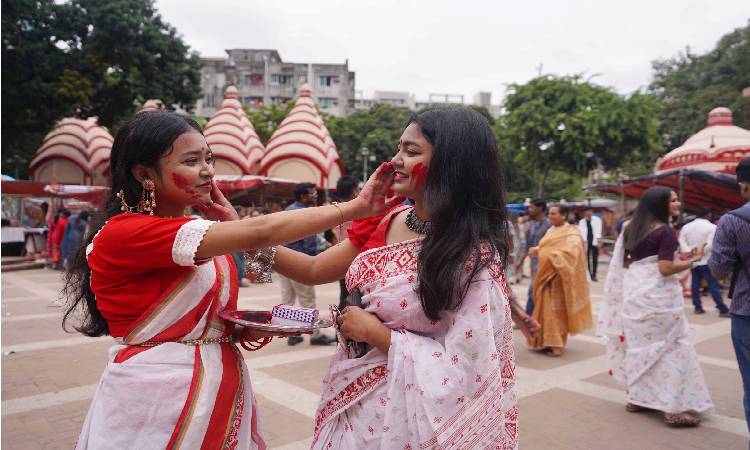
top-left (1, 180), bottom-right (109, 204)
top-left (584, 169), bottom-right (743, 215)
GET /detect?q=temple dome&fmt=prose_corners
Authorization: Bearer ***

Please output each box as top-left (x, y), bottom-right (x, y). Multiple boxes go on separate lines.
top-left (139, 99), bottom-right (164, 112)
top-left (259, 84), bottom-right (344, 188)
top-left (29, 117), bottom-right (113, 185)
top-left (203, 86), bottom-right (265, 175)
top-left (656, 107), bottom-right (750, 174)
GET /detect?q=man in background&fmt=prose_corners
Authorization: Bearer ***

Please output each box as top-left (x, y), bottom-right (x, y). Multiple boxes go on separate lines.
top-left (280, 183), bottom-right (336, 346)
top-left (681, 207), bottom-right (729, 316)
top-left (709, 157), bottom-right (750, 431)
top-left (578, 206), bottom-right (602, 281)
top-left (520, 198), bottom-right (551, 315)
top-left (333, 175), bottom-right (361, 309)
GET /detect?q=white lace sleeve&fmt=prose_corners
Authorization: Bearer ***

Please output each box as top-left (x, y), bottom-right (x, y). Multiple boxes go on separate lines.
top-left (172, 219), bottom-right (215, 266)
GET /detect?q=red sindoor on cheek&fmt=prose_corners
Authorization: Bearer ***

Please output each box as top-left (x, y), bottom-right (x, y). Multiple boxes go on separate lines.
top-left (411, 163), bottom-right (428, 190)
top-left (171, 173), bottom-right (201, 199)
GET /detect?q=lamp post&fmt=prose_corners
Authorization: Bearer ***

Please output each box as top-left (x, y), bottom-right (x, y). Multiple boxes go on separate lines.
top-left (361, 147), bottom-right (370, 182)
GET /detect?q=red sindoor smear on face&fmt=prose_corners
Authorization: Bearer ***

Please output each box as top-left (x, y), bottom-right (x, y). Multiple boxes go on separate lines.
top-left (412, 163), bottom-right (428, 190)
top-left (172, 173), bottom-right (201, 199)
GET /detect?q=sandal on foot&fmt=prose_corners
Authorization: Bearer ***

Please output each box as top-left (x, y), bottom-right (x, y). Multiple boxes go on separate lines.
top-left (664, 412), bottom-right (701, 427)
top-left (547, 347), bottom-right (564, 357)
top-left (625, 403), bottom-right (649, 413)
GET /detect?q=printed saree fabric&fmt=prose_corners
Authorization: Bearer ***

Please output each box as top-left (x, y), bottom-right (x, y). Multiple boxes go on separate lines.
top-left (312, 239), bottom-right (518, 449)
top-left (597, 233), bottom-right (713, 413)
top-left (528, 223), bottom-right (592, 349)
top-left (77, 214), bottom-right (265, 450)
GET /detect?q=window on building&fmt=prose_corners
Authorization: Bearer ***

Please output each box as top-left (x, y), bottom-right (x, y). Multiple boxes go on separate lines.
top-left (320, 98), bottom-right (338, 109)
top-left (319, 75), bottom-right (339, 87)
top-left (245, 73), bottom-right (264, 86)
top-left (271, 74), bottom-right (292, 86)
top-left (204, 95), bottom-right (215, 107)
top-left (299, 75), bottom-right (307, 84)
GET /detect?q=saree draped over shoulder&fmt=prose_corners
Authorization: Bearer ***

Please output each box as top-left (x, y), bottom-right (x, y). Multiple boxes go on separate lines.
top-left (528, 223), bottom-right (592, 349)
top-left (597, 233), bottom-right (713, 413)
top-left (76, 214), bottom-right (266, 450)
top-left (312, 239), bottom-right (518, 450)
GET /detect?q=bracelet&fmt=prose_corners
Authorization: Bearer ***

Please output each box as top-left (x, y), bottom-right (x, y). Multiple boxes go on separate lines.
top-left (240, 336), bottom-right (272, 351)
top-left (331, 201), bottom-right (344, 224)
top-left (245, 246), bottom-right (277, 283)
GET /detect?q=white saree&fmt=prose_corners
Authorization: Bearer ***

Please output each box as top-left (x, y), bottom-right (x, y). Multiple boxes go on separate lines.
top-left (312, 240), bottom-right (518, 449)
top-left (597, 233), bottom-right (713, 413)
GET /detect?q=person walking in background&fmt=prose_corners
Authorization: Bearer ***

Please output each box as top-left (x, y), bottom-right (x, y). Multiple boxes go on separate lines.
top-left (709, 157), bottom-right (750, 431)
top-left (599, 186), bottom-right (713, 427)
top-left (280, 183), bottom-right (336, 346)
top-left (507, 212), bottom-right (525, 284)
top-left (578, 206), bottom-right (602, 281)
top-left (680, 207), bottom-right (729, 316)
top-left (51, 209), bottom-right (71, 270)
top-left (520, 198), bottom-right (551, 315)
top-left (333, 175), bottom-right (361, 309)
top-left (60, 210), bottom-right (90, 270)
top-left (528, 204), bottom-right (592, 356)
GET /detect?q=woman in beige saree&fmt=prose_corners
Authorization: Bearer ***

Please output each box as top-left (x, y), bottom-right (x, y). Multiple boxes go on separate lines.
top-left (528, 204), bottom-right (592, 356)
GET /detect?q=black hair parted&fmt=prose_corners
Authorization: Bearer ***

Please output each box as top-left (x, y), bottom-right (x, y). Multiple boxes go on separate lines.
top-left (63, 111), bottom-right (204, 337)
top-left (409, 106), bottom-right (510, 321)
top-left (623, 186), bottom-right (673, 254)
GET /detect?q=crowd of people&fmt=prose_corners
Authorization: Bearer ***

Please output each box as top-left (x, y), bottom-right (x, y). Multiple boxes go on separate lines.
top-left (55, 106), bottom-right (749, 449)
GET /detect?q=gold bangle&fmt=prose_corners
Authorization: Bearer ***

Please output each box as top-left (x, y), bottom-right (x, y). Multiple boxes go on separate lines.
top-left (331, 202), bottom-right (344, 224)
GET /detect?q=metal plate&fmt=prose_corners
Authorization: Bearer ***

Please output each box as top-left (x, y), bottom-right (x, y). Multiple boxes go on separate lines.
top-left (219, 309), bottom-right (333, 333)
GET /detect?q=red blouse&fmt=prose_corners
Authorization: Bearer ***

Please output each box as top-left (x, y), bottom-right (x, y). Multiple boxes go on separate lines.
top-left (87, 213), bottom-right (215, 337)
top-left (348, 202), bottom-right (411, 253)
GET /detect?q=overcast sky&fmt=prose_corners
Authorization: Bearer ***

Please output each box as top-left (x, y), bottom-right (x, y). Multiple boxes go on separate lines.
top-left (154, 0), bottom-right (749, 104)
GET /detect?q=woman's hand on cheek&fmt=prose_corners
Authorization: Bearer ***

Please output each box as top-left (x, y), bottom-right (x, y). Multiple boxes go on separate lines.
top-left (196, 180), bottom-right (240, 222)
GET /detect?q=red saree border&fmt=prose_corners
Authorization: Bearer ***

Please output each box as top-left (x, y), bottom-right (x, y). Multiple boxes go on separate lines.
top-left (313, 365), bottom-right (388, 437)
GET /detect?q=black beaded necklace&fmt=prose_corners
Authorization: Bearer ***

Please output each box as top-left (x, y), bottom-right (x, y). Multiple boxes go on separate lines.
top-left (405, 208), bottom-right (432, 235)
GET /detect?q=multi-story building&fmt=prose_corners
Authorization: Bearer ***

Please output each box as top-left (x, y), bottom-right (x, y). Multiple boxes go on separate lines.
top-left (473, 91), bottom-right (492, 109)
top-left (372, 91), bottom-right (416, 109)
top-left (196, 49), bottom-right (355, 118)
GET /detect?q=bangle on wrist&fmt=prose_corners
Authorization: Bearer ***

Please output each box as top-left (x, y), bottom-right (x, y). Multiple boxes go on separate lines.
top-left (331, 202), bottom-right (344, 224)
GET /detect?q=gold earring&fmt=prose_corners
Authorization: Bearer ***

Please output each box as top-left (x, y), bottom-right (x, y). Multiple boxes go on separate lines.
top-left (137, 179), bottom-right (156, 215)
top-left (117, 189), bottom-right (136, 213)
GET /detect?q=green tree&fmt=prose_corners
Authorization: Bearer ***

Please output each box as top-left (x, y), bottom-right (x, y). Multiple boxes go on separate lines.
top-left (650, 22), bottom-right (750, 148)
top-left (2, 0), bottom-right (202, 178)
top-left (244, 101), bottom-right (296, 145)
top-left (325, 104), bottom-right (413, 179)
top-left (496, 75), bottom-right (661, 198)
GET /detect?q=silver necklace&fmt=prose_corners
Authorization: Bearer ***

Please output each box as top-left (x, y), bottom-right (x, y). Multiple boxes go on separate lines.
top-left (405, 209), bottom-right (432, 234)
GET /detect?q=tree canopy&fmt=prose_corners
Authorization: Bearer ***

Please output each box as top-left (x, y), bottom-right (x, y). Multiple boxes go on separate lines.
top-left (324, 104), bottom-right (413, 180)
top-left (496, 75), bottom-right (661, 199)
top-left (649, 22), bottom-right (750, 149)
top-left (1, 0), bottom-right (202, 178)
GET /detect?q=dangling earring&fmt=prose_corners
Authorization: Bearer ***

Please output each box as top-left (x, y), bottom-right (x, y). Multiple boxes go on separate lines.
top-left (137, 179), bottom-right (156, 215)
top-left (117, 179), bottom-right (156, 215)
top-left (117, 190), bottom-right (136, 213)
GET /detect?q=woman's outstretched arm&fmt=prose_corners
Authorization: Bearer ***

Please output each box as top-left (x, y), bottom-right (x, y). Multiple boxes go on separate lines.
top-left (195, 163), bottom-right (394, 260)
top-left (273, 240), bottom-right (360, 285)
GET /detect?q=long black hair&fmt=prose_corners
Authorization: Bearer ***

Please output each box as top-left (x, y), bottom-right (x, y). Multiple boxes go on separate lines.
top-left (622, 186), bottom-right (673, 254)
top-left (411, 107), bottom-right (510, 320)
top-left (63, 111), bottom-right (203, 336)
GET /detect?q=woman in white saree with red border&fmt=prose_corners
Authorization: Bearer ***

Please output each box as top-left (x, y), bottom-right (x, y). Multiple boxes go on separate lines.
top-left (312, 232), bottom-right (518, 449)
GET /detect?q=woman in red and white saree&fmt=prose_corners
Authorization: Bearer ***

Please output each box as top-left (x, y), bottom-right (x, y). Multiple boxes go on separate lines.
top-left (312, 213), bottom-right (519, 449)
top-left (63, 110), bottom-right (396, 450)
top-left (79, 213), bottom-right (262, 449)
